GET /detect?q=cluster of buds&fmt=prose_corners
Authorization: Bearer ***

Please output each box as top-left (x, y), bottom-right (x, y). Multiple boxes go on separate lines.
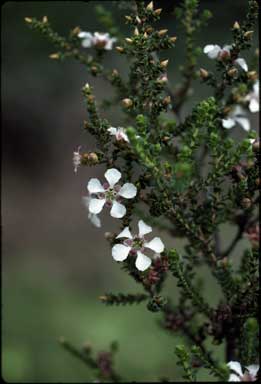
top-left (143, 255), bottom-right (169, 287)
top-left (81, 152), bottom-right (99, 166)
top-left (96, 351), bottom-right (113, 379)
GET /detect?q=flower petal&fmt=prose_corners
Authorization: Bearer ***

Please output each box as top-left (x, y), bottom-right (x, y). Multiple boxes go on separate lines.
top-left (138, 220), bottom-right (152, 237)
top-left (105, 168), bottom-right (121, 187)
top-left (112, 244), bottom-right (131, 261)
top-left (88, 213), bottom-right (101, 228)
top-left (135, 251), bottom-right (152, 271)
top-left (222, 118), bottom-right (235, 129)
top-left (246, 365), bottom-right (259, 377)
top-left (234, 57), bottom-right (248, 72)
top-left (145, 237), bottom-right (165, 253)
top-left (227, 362), bottom-right (244, 377)
top-left (235, 117), bottom-right (250, 132)
top-left (249, 98), bottom-right (259, 113)
top-left (88, 198), bottom-right (106, 214)
top-left (203, 44), bottom-right (221, 59)
top-left (110, 201), bottom-right (126, 218)
top-left (108, 127), bottom-right (117, 135)
top-left (87, 178), bottom-right (105, 194)
top-left (118, 183), bottom-right (137, 199)
top-left (116, 227), bottom-right (133, 239)
top-left (228, 374), bottom-right (241, 382)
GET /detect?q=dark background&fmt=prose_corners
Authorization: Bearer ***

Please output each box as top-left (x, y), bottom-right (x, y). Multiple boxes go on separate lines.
top-left (2, 1), bottom-right (258, 382)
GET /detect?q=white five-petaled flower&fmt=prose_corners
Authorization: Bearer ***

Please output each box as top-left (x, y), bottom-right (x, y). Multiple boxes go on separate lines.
top-left (203, 44), bottom-right (248, 72)
top-left (108, 127), bottom-right (129, 143)
top-left (73, 146), bottom-right (82, 173)
top-left (112, 220), bottom-right (165, 271)
top-left (87, 168), bottom-right (137, 219)
top-left (222, 106), bottom-right (250, 132)
top-left (82, 196), bottom-right (101, 228)
top-left (227, 361), bottom-right (259, 382)
top-left (245, 80), bottom-right (259, 113)
top-left (78, 31), bottom-right (117, 50)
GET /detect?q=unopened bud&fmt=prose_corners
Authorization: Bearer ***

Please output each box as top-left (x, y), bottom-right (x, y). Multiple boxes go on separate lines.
top-left (87, 95), bottom-right (95, 103)
top-left (146, 27), bottom-right (153, 34)
top-left (134, 27), bottom-right (139, 36)
top-left (99, 295), bottom-right (108, 302)
top-left (116, 46), bottom-right (124, 53)
top-left (143, 32), bottom-right (148, 38)
top-left (83, 83), bottom-right (91, 91)
top-left (72, 26), bottom-right (81, 36)
top-left (160, 59), bottom-right (169, 68)
top-left (125, 15), bottom-right (132, 22)
top-left (158, 29), bottom-right (168, 37)
top-left (24, 17), bottom-right (33, 23)
top-left (42, 16), bottom-right (48, 23)
top-left (125, 38), bottom-right (133, 44)
top-left (247, 71), bottom-right (258, 81)
top-left (122, 98), bottom-right (133, 108)
top-left (146, 1), bottom-right (154, 11)
top-left (223, 106), bottom-right (232, 115)
top-left (135, 16), bottom-right (142, 24)
top-left (83, 120), bottom-right (90, 130)
top-left (91, 66), bottom-right (98, 75)
top-left (162, 96), bottom-right (171, 105)
top-left (169, 36), bottom-right (177, 43)
top-left (233, 21), bottom-right (240, 30)
top-left (244, 30), bottom-right (254, 39)
top-left (199, 68), bottom-right (209, 79)
top-left (241, 197), bottom-right (252, 209)
top-left (89, 152), bottom-right (99, 163)
top-left (49, 53), bottom-right (60, 60)
top-left (112, 69), bottom-right (119, 77)
top-left (104, 232), bottom-right (114, 241)
top-left (252, 140), bottom-right (260, 153)
top-left (154, 8), bottom-right (162, 16)
top-left (227, 67), bottom-right (238, 77)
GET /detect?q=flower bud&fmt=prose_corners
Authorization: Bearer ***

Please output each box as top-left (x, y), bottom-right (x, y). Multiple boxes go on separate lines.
top-left (169, 36), bottom-right (177, 43)
top-left (252, 140), bottom-right (260, 153)
top-left (116, 46), bottom-right (124, 53)
top-left (104, 232), bottom-right (114, 241)
top-left (146, 1), bottom-right (154, 11)
top-left (135, 16), bottom-right (142, 24)
top-left (134, 27), bottom-right (139, 36)
top-left (227, 67), bottom-right (238, 77)
top-left (233, 21), bottom-right (240, 30)
top-left (154, 8), bottom-right (162, 16)
top-left (244, 30), bottom-right (254, 39)
top-left (125, 38), bottom-right (133, 44)
top-left (42, 16), bottom-right (48, 23)
top-left (91, 66), bottom-right (98, 75)
top-left (122, 98), bottom-right (133, 108)
top-left (72, 26), bottom-right (81, 36)
top-left (89, 152), bottom-right (99, 163)
top-left (199, 68), bottom-right (209, 79)
top-left (158, 29), bottom-right (168, 37)
top-left (87, 95), bottom-right (95, 103)
top-left (160, 59), bottom-right (169, 68)
top-left (241, 197), bottom-right (252, 209)
top-left (49, 53), bottom-right (60, 60)
top-left (145, 27), bottom-right (153, 34)
top-left (24, 17), bottom-right (32, 23)
top-left (143, 31), bottom-right (148, 38)
top-left (162, 96), bottom-right (171, 105)
top-left (247, 71), bottom-right (258, 81)
top-left (125, 15), bottom-right (132, 22)
top-left (112, 69), bottom-right (119, 77)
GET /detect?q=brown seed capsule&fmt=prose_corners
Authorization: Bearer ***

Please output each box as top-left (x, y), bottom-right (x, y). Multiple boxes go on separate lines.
top-left (24, 17), bottom-right (32, 23)
top-left (252, 140), bottom-right (260, 153)
top-left (143, 32), bottom-right (148, 38)
top-left (116, 46), bottom-right (124, 53)
top-left (160, 59), bottom-right (169, 68)
top-left (122, 98), bottom-right (133, 108)
top-left (145, 27), bottom-right (153, 34)
top-left (255, 178), bottom-right (260, 187)
top-left (244, 30), bottom-right (254, 39)
top-left (154, 8), bottom-right (162, 16)
top-left (227, 67), bottom-right (238, 77)
top-left (233, 21), bottom-right (240, 30)
top-left (158, 29), bottom-right (168, 37)
top-left (223, 106), bottom-right (232, 115)
top-left (146, 1), bottom-right (154, 11)
top-left (169, 36), bottom-right (177, 43)
top-left (199, 68), bottom-right (209, 79)
top-left (241, 197), bottom-right (252, 209)
top-left (162, 96), bottom-right (171, 105)
top-left (87, 95), bottom-right (95, 103)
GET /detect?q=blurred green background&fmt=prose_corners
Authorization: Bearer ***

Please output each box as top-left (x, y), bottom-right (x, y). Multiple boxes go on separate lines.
top-left (2, 1), bottom-right (258, 382)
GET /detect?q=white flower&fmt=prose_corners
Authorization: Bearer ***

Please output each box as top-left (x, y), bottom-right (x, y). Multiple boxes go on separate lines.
top-left (82, 196), bottom-right (101, 228)
top-left (112, 220), bottom-right (165, 271)
top-left (222, 106), bottom-right (250, 132)
top-left (87, 168), bottom-right (137, 219)
top-left (78, 32), bottom-right (93, 48)
top-left (203, 44), bottom-right (248, 71)
top-left (92, 32), bottom-right (117, 50)
top-left (245, 80), bottom-right (259, 113)
top-left (108, 127), bottom-right (129, 143)
top-left (78, 31), bottom-right (117, 50)
top-left (73, 146), bottom-right (82, 173)
top-left (227, 361), bottom-right (259, 382)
